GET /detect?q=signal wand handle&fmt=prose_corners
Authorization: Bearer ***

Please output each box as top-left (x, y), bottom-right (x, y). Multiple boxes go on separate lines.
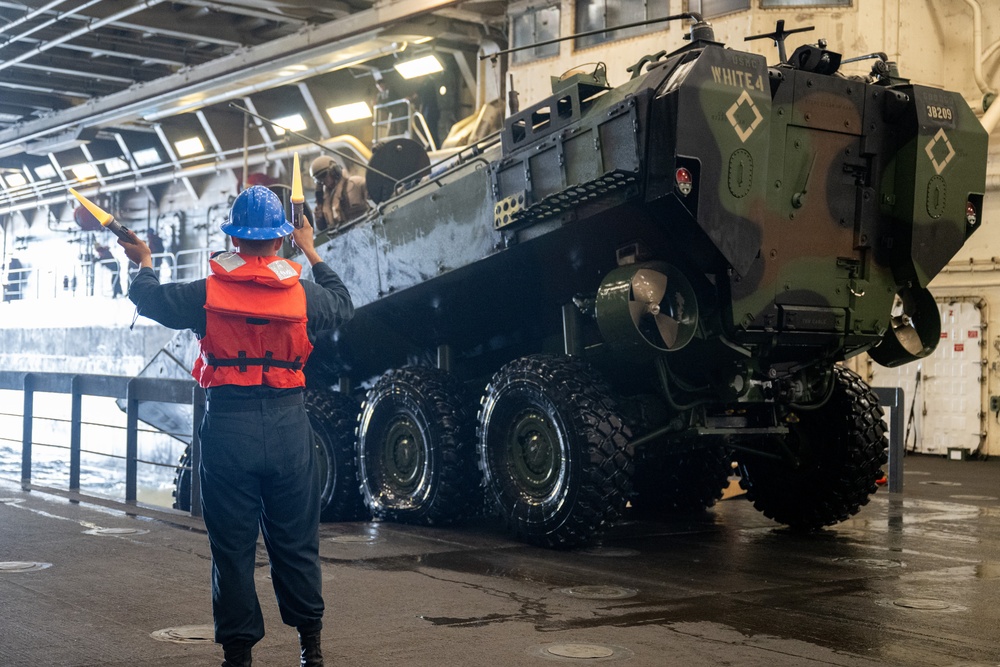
top-left (104, 217), bottom-right (132, 242)
top-left (291, 201), bottom-right (304, 229)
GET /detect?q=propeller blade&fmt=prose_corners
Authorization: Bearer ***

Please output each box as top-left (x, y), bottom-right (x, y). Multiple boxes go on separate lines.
top-left (631, 269), bottom-right (667, 306)
top-left (893, 323), bottom-right (925, 356)
top-left (628, 299), bottom-right (648, 326)
top-left (654, 313), bottom-right (680, 348)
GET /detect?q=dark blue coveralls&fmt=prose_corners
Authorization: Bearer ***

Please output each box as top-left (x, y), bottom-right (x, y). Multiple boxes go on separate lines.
top-left (127, 261), bottom-right (353, 648)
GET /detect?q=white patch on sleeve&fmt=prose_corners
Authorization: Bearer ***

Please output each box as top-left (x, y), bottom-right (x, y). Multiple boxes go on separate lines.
top-left (213, 252), bottom-right (246, 273)
top-left (267, 258), bottom-right (297, 281)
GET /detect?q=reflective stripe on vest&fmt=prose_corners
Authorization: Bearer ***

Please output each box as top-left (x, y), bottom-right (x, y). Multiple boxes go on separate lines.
top-left (192, 253), bottom-right (313, 389)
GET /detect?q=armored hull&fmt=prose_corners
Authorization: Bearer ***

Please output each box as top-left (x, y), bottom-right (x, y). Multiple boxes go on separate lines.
top-left (180, 20), bottom-right (990, 548)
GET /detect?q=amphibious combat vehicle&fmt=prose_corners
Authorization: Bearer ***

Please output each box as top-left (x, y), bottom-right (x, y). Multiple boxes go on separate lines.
top-left (175, 15), bottom-right (989, 548)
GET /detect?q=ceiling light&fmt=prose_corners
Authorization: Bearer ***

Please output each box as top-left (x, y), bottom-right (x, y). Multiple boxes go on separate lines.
top-left (272, 114), bottom-right (307, 136)
top-left (4, 172), bottom-right (27, 187)
top-left (35, 164), bottom-right (57, 180)
top-left (104, 158), bottom-right (130, 174)
top-left (326, 102), bottom-right (373, 124)
top-left (133, 148), bottom-right (161, 167)
top-left (69, 163), bottom-right (98, 180)
top-left (174, 137), bottom-right (204, 157)
top-left (412, 36), bottom-right (433, 44)
top-left (394, 55), bottom-right (443, 79)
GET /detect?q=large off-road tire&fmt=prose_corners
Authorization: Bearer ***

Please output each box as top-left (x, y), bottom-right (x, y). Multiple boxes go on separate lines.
top-left (305, 389), bottom-right (368, 522)
top-left (357, 366), bottom-right (479, 525)
top-left (172, 390), bottom-right (367, 521)
top-left (478, 354), bottom-right (634, 549)
top-left (738, 366), bottom-right (887, 530)
top-left (630, 444), bottom-right (732, 517)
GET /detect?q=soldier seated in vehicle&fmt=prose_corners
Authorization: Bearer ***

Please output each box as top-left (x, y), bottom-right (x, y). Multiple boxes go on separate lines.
top-left (308, 156), bottom-right (370, 233)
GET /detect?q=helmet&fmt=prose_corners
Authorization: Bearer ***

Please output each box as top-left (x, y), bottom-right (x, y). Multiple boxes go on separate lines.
top-left (309, 155), bottom-right (342, 182)
top-left (221, 186), bottom-right (294, 240)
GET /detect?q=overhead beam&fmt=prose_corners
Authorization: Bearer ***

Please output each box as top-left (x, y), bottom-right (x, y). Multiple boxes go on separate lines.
top-left (0, 0), bottom-right (465, 156)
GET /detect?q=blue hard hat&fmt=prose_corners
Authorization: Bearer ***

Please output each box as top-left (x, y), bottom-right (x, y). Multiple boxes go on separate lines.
top-left (221, 186), bottom-right (294, 240)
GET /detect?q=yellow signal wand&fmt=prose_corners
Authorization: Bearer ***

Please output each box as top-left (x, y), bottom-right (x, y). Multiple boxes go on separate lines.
top-left (291, 152), bottom-right (305, 229)
top-left (69, 188), bottom-right (131, 242)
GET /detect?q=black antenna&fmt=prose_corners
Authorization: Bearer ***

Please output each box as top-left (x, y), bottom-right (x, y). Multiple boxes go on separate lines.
top-left (744, 20), bottom-right (814, 64)
top-left (481, 13), bottom-right (705, 61)
top-left (228, 103), bottom-right (396, 184)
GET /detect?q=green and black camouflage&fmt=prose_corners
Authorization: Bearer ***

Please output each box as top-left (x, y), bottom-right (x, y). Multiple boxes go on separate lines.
top-left (297, 16), bottom-right (988, 546)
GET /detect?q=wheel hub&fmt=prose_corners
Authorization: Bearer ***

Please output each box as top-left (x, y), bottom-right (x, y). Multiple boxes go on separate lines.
top-left (383, 417), bottom-right (424, 491)
top-left (508, 410), bottom-right (560, 496)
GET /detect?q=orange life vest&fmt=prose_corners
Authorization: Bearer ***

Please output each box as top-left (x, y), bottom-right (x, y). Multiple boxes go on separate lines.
top-left (192, 252), bottom-right (313, 389)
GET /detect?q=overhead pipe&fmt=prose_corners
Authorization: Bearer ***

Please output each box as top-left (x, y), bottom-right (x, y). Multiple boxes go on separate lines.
top-left (0, 0), bottom-right (76, 37)
top-left (0, 0), bottom-right (104, 52)
top-left (0, 0), bottom-right (464, 155)
top-left (962, 0), bottom-right (998, 102)
top-left (0, 0), bottom-right (166, 73)
top-left (141, 41), bottom-right (406, 122)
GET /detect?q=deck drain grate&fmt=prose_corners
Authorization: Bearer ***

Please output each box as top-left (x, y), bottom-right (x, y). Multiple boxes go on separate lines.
top-left (150, 625), bottom-right (215, 644)
top-left (557, 586), bottom-right (638, 600)
top-left (84, 527), bottom-right (149, 536)
top-left (834, 557), bottom-right (905, 569)
top-left (328, 534), bottom-right (378, 543)
top-left (546, 643), bottom-right (616, 658)
top-left (0, 561), bottom-right (51, 572)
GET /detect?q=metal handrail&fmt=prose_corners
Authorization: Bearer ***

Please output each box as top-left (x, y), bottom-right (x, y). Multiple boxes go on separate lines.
top-left (1, 248), bottom-right (213, 305)
top-left (0, 370), bottom-right (205, 516)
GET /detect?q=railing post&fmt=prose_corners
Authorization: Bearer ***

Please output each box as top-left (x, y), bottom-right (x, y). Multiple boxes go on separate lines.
top-left (873, 386), bottom-right (905, 494)
top-left (125, 378), bottom-right (139, 504)
top-left (21, 373), bottom-right (35, 488)
top-left (191, 386), bottom-right (205, 518)
top-left (70, 375), bottom-right (83, 491)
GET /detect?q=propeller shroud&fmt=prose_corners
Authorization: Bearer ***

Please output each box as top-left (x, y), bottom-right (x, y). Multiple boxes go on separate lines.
top-left (596, 261), bottom-right (699, 356)
top-left (868, 286), bottom-right (941, 368)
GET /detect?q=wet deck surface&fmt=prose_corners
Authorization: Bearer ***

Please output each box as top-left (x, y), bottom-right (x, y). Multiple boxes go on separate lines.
top-left (2, 453), bottom-right (1000, 666)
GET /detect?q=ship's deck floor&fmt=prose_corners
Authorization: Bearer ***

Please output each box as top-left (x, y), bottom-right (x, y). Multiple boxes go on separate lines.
top-left (2, 452), bottom-right (999, 667)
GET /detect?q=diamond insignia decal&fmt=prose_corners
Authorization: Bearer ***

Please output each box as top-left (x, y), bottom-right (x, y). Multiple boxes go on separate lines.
top-left (924, 128), bottom-right (956, 175)
top-left (726, 90), bottom-right (763, 143)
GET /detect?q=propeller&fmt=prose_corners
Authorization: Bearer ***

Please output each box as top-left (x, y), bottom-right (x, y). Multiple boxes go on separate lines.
top-left (869, 286), bottom-right (941, 368)
top-left (628, 268), bottom-right (685, 349)
top-left (889, 311), bottom-right (924, 356)
top-left (596, 261), bottom-right (698, 356)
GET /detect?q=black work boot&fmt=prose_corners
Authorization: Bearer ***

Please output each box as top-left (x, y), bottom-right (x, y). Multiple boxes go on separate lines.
top-left (298, 626), bottom-right (324, 667)
top-left (221, 641), bottom-right (253, 667)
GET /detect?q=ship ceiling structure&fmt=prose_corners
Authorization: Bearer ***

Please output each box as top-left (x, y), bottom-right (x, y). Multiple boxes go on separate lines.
top-left (0, 0), bottom-right (507, 215)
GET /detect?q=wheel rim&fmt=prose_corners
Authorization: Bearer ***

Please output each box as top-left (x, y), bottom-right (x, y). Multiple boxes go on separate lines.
top-left (381, 415), bottom-right (425, 493)
top-left (312, 429), bottom-right (334, 502)
top-left (506, 408), bottom-right (562, 498)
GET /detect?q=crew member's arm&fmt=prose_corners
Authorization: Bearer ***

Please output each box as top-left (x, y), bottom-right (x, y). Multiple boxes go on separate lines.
top-left (118, 228), bottom-right (208, 333)
top-left (292, 219), bottom-right (354, 334)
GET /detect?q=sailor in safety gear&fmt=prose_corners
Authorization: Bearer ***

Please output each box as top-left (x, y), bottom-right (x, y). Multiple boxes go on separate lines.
top-left (119, 184), bottom-right (352, 667)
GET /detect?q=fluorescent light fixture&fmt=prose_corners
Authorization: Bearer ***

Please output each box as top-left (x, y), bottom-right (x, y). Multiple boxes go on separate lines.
top-left (174, 136), bottom-right (204, 157)
top-left (69, 163), bottom-right (97, 180)
top-left (394, 55), bottom-right (443, 79)
top-left (133, 148), bottom-right (161, 167)
top-left (104, 157), bottom-right (130, 174)
top-left (35, 164), bottom-right (57, 180)
top-left (272, 114), bottom-right (307, 136)
top-left (4, 172), bottom-right (27, 187)
top-left (326, 101), bottom-right (373, 124)
top-left (412, 36), bottom-right (433, 44)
